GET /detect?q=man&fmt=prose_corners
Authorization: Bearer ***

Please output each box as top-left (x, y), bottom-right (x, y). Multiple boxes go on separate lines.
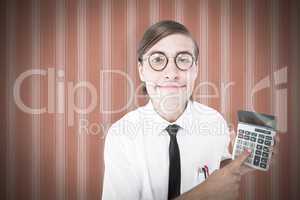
top-left (102, 20), bottom-right (278, 200)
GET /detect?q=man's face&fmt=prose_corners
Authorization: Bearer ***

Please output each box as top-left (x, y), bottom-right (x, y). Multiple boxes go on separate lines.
top-left (138, 34), bottom-right (198, 110)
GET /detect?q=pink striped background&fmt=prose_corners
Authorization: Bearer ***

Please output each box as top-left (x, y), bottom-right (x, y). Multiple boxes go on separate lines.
top-left (0, 0), bottom-right (299, 200)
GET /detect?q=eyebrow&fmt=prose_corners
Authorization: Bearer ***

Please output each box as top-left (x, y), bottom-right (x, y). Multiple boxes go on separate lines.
top-left (146, 50), bottom-right (194, 57)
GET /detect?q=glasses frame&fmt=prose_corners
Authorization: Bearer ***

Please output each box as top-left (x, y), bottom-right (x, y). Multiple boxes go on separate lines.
top-left (143, 51), bottom-right (195, 71)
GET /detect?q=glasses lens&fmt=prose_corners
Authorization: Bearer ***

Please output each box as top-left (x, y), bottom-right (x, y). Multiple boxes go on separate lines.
top-left (176, 53), bottom-right (193, 70)
top-left (149, 52), bottom-right (167, 70)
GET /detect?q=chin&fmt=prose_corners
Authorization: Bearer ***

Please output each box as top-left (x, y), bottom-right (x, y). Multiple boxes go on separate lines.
top-left (147, 86), bottom-right (190, 102)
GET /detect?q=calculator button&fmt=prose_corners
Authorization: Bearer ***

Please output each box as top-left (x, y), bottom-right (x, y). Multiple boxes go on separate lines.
top-left (256, 144), bottom-right (263, 150)
top-left (244, 136), bottom-right (250, 140)
top-left (250, 137), bottom-right (256, 142)
top-left (246, 157), bottom-right (252, 163)
top-left (264, 140), bottom-right (271, 146)
top-left (255, 150), bottom-right (262, 155)
top-left (243, 141), bottom-right (248, 146)
top-left (245, 131), bottom-right (250, 135)
top-left (239, 129), bottom-right (244, 133)
top-left (258, 134), bottom-right (265, 139)
top-left (263, 146), bottom-right (270, 152)
top-left (250, 142), bottom-right (255, 148)
top-left (238, 133), bottom-right (244, 138)
top-left (254, 156), bottom-right (260, 166)
top-left (251, 132), bottom-right (257, 137)
top-left (261, 158), bottom-right (268, 163)
top-left (266, 136), bottom-right (272, 140)
top-left (262, 152), bottom-right (269, 157)
top-left (260, 163), bottom-right (267, 169)
top-left (258, 139), bottom-right (264, 144)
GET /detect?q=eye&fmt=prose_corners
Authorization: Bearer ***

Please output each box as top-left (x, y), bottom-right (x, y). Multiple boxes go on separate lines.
top-left (177, 57), bottom-right (189, 63)
top-left (152, 56), bottom-right (164, 63)
top-left (150, 53), bottom-right (166, 64)
top-left (176, 53), bottom-right (193, 63)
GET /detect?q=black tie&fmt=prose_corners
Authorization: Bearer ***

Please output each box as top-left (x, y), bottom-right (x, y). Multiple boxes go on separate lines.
top-left (166, 124), bottom-right (181, 200)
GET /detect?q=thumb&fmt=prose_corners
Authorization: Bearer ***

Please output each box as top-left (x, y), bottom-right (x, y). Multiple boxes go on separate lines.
top-left (230, 150), bottom-right (251, 170)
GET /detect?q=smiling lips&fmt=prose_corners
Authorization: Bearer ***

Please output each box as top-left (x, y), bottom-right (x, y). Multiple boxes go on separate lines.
top-left (157, 84), bottom-right (186, 89)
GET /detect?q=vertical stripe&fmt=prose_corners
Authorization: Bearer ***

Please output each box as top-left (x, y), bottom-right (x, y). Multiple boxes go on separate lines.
top-left (77, 0), bottom-right (87, 199)
top-left (199, 0), bottom-right (208, 105)
top-left (220, 0), bottom-right (231, 120)
top-left (150, 0), bottom-right (159, 24)
top-left (31, 0), bottom-right (41, 200)
top-left (100, 0), bottom-right (112, 134)
top-left (127, 0), bottom-right (137, 111)
top-left (65, 1), bottom-right (78, 199)
top-left (270, 0), bottom-right (280, 199)
top-left (100, 1), bottom-right (112, 197)
top-left (245, 0), bottom-right (255, 199)
top-left (86, 1), bottom-right (102, 199)
top-left (55, 0), bottom-right (66, 199)
top-left (175, 0), bottom-right (183, 23)
top-left (290, 0), bottom-right (300, 198)
top-left (6, 1), bottom-right (16, 199)
top-left (207, 0), bottom-right (221, 110)
top-left (230, 0), bottom-right (245, 131)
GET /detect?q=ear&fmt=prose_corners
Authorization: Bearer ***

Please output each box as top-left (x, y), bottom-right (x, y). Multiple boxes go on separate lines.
top-left (138, 61), bottom-right (145, 82)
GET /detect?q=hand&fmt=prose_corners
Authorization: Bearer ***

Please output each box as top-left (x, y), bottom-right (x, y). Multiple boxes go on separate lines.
top-left (229, 128), bottom-right (255, 175)
top-left (195, 150), bottom-right (251, 200)
top-left (229, 129), bottom-right (281, 175)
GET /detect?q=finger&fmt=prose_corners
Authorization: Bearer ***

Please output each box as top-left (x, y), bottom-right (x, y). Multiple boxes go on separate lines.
top-left (230, 150), bottom-right (251, 170)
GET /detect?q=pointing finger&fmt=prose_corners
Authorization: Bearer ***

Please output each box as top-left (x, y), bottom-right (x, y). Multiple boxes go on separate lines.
top-left (230, 150), bottom-right (251, 170)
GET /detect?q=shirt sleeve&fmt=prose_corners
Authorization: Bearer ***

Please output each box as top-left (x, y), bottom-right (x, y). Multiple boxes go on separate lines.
top-left (102, 125), bottom-right (142, 200)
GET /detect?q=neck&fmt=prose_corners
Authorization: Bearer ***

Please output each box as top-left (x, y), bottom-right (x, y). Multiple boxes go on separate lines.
top-left (151, 98), bottom-right (188, 123)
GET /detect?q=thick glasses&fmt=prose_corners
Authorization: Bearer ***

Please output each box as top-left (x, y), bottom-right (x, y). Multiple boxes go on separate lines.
top-left (143, 51), bottom-right (195, 71)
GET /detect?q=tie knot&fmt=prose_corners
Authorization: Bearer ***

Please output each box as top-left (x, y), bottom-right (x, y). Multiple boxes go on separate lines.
top-left (166, 124), bottom-right (180, 137)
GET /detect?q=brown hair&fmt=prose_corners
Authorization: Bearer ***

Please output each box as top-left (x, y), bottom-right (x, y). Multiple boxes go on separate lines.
top-left (137, 20), bottom-right (199, 94)
top-left (138, 20), bottom-right (199, 62)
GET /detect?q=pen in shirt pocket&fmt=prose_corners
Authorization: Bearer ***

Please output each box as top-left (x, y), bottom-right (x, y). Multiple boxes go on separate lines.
top-left (197, 165), bottom-right (209, 179)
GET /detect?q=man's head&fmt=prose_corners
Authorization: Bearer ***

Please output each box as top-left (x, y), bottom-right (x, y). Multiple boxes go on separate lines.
top-left (137, 20), bottom-right (199, 111)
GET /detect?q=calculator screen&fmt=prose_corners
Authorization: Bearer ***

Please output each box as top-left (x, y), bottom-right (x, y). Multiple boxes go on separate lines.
top-left (238, 110), bottom-right (276, 130)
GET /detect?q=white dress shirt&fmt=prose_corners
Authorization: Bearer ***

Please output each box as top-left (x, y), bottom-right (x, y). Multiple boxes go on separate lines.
top-left (102, 100), bottom-right (231, 200)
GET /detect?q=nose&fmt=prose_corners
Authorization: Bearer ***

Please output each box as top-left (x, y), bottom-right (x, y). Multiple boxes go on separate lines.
top-left (163, 60), bottom-right (179, 80)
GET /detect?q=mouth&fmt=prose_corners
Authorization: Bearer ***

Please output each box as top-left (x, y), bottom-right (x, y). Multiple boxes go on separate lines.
top-left (156, 84), bottom-right (186, 90)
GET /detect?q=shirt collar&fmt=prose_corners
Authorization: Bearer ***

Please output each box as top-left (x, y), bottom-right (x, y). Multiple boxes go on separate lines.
top-left (142, 99), bottom-right (194, 134)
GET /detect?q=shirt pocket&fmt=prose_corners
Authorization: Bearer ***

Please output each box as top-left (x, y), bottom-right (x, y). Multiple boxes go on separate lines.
top-left (193, 165), bottom-right (209, 187)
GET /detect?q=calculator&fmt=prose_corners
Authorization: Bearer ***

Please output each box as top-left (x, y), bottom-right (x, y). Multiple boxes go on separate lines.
top-left (232, 110), bottom-right (277, 171)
